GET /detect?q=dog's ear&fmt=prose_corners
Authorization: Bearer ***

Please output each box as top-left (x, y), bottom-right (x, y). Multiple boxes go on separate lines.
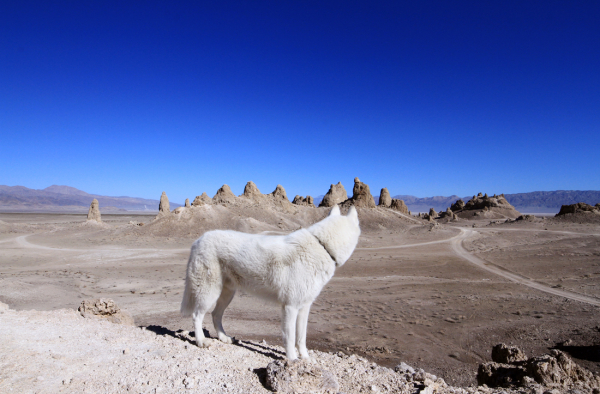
top-left (329, 205), bottom-right (341, 216)
top-left (348, 206), bottom-right (359, 224)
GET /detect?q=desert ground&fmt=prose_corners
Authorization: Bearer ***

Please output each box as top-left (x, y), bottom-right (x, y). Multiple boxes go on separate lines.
top-left (1, 207), bottom-right (600, 390)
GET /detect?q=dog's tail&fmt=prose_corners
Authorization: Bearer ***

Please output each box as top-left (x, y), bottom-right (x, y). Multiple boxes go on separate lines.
top-left (180, 275), bottom-right (195, 317)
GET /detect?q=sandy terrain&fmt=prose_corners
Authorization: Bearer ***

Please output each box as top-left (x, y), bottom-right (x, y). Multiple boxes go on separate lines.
top-left (1, 209), bottom-right (599, 390)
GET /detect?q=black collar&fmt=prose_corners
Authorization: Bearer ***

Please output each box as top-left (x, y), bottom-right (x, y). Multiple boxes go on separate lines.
top-left (312, 234), bottom-right (338, 267)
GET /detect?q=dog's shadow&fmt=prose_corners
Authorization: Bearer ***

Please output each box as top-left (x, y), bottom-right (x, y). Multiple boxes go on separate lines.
top-left (143, 325), bottom-right (285, 361)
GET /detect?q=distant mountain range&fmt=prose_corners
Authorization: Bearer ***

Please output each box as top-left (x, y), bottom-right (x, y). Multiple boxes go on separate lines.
top-left (315, 190), bottom-right (600, 213)
top-left (0, 185), bottom-right (181, 212)
top-left (1, 185), bottom-right (598, 214)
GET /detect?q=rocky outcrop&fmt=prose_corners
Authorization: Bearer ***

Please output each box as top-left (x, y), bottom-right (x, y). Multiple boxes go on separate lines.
top-left (346, 178), bottom-right (376, 208)
top-left (241, 181), bottom-right (263, 201)
top-left (270, 184), bottom-right (288, 202)
top-left (464, 193), bottom-right (515, 211)
top-left (477, 344), bottom-right (600, 392)
top-left (269, 185), bottom-right (294, 212)
top-left (438, 207), bottom-right (457, 220)
top-left (492, 344), bottom-right (527, 364)
top-left (390, 198), bottom-right (409, 214)
top-left (379, 188), bottom-right (392, 207)
top-left (319, 182), bottom-right (348, 207)
top-left (452, 193), bottom-right (522, 220)
top-left (158, 192), bottom-right (170, 213)
top-left (78, 299), bottom-right (134, 326)
top-left (556, 202), bottom-right (599, 216)
top-left (213, 185), bottom-right (236, 204)
top-left (184, 198), bottom-right (190, 208)
top-left (86, 199), bottom-right (101, 222)
top-left (450, 199), bottom-right (465, 212)
top-left (292, 195), bottom-right (315, 207)
top-left (395, 363), bottom-right (448, 393)
top-left (265, 359), bottom-right (338, 393)
top-left (192, 192), bottom-right (212, 206)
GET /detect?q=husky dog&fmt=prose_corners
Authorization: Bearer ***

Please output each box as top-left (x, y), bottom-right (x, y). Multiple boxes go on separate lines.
top-left (181, 205), bottom-right (360, 360)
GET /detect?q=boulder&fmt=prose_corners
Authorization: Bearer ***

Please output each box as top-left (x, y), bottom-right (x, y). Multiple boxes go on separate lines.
top-left (477, 345), bottom-right (600, 391)
top-left (213, 185), bottom-right (236, 204)
top-left (379, 188), bottom-right (392, 207)
top-left (347, 178), bottom-right (376, 208)
top-left (158, 192), bottom-right (170, 213)
top-left (78, 299), bottom-right (134, 326)
top-left (265, 359), bottom-right (339, 393)
top-left (390, 198), bottom-right (409, 214)
top-left (429, 208), bottom-right (437, 218)
top-left (525, 349), bottom-right (600, 387)
top-left (184, 198), bottom-right (190, 208)
top-left (86, 199), bottom-right (102, 222)
top-left (477, 362), bottom-right (526, 388)
top-left (492, 343), bottom-right (527, 364)
top-left (319, 182), bottom-right (347, 207)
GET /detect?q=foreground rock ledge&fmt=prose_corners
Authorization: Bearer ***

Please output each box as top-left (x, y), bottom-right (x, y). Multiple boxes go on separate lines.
top-left (0, 306), bottom-right (540, 394)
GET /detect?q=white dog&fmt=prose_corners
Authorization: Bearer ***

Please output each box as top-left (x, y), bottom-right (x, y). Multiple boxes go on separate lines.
top-left (181, 205), bottom-right (360, 360)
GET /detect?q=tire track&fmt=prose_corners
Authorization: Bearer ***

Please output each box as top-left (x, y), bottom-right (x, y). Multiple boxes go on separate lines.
top-left (450, 228), bottom-right (600, 307)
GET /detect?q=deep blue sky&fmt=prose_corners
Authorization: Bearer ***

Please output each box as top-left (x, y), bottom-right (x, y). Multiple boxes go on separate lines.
top-left (1, 1), bottom-right (599, 203)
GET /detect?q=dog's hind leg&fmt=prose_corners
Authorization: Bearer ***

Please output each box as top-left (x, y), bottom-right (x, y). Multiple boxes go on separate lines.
top-left (282, 305), bottom-right (299, 360)
top-left (193, 309), bottom-right (208, 348)
top-left (295, 303), bottom-right (312, 360)
top-left (211, 286), bottom-right (236, 344)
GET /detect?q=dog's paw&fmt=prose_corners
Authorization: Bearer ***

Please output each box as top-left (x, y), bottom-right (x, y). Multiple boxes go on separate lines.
top-left (299, 354), bottom-right (315, 363)
top-left (196, 339), bottom-right (211, 348)
top-left (218, 334), bottom-right (233, 344)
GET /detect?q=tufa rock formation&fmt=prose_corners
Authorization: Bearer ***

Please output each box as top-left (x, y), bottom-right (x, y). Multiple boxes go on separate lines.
top-left (213, 185), bottom-right (236, 204)
top-left (292, 195), bottom-right (315, 207)
top-left (556, 202), bottom-right (600, 216)
top-left (158, 192), bottom-right (170, 214)
top-left (265, 359), bottom-right (339, 393)
top-left (184, 198), bottom-right (190, 208)
top-left (450, 199), bottom-right (465, 212)
top-left (346, 178), bottom-right (376, 208)
top-left (390, 198), bottom-right (409, 214)
top-left (378, 188), bottom-right (392, 207)
top-left (269, 184), bottom-right (294, 212)
top-left (463, 193), bottom-right (515, 211)
top-left (438, 207), bottom-right (457, 220)
top-left (269, 184), bottom-right (288, 202)
top-left (319, 182), bottom-right (347, 207)
top-left (78, 299), bottom-right (134, 326)
top-left (241, 181), bottom-right (263, 201)
top-left (87, 199), bottom-right (101, 222)
top-left (192, 192), bottom-right (212, 206)
top-left (451, 193), bottom-right (521, 220)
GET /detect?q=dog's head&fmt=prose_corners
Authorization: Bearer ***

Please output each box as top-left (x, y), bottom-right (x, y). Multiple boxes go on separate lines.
top-left (316, 205), bottom-right (361, 267)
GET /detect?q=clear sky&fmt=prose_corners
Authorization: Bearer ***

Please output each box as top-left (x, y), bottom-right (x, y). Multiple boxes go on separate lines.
top-left (1, 1), bottom-right (599, 204)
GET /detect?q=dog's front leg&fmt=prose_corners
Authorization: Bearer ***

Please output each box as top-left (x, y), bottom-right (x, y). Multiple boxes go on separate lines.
top-left (295, 303), bottom-right (312, 360)
top-left (282, 305), bottom-right (299, 360)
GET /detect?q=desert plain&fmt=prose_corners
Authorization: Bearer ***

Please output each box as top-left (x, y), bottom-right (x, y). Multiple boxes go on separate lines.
top-left (1, 197), bottom-right (599, 392)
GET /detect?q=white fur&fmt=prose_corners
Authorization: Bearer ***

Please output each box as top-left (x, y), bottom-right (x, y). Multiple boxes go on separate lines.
top-left (181, 205), bottom-right (361, 360)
